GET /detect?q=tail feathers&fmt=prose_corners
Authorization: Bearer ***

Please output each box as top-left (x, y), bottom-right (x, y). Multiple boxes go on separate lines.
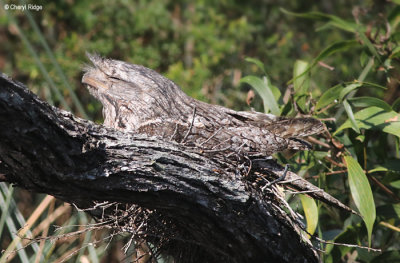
top-left (267, 118), bottom-right (324, 138)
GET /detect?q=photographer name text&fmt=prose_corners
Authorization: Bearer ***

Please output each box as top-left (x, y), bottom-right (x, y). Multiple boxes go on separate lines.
top-left (4, 4), bottom-right (43, 11)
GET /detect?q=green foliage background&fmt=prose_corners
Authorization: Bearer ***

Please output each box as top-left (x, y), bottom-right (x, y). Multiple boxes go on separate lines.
top-left (0, 0), bottom-right (399, 262)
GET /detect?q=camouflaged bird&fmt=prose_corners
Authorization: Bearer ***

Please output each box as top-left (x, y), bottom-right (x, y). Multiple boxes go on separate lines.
top-left (82, 54), bottom-right (324, 156)
top-left (82, 53), bottom-right (359, 215)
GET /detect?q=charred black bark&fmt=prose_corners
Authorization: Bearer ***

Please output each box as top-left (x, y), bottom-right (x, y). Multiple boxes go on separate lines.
top-left (0, 73), bottom-right (319, 262)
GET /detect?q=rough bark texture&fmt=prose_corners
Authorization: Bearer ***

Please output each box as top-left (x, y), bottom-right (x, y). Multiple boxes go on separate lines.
top-left (81, 54), bottom-right (357, 216)
top-left (0, 73), bottom-right (321, 262)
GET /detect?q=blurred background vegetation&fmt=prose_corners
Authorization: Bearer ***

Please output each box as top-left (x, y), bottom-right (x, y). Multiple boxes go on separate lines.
top-left (0, 0), bottom-right (399, 262)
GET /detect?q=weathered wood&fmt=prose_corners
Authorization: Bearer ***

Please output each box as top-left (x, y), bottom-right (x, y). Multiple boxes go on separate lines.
top-left (0, 73), bottom-right (320, 262)
top-left (82, 54), bottom-right (357, 216)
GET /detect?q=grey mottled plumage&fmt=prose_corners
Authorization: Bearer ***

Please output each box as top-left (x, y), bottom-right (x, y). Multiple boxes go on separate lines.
top-left (82, 54), bottom-right (324, 156)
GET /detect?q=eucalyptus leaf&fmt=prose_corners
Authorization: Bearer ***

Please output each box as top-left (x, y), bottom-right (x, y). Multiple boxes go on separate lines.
top-left (358, 31), bottom-right (382, 62)
top-left (315, 83), bottom-right (342, 110)
top-left (348, 97), bottom-right (392, 111)
top-left (300, 195), bottom-right (319, 236)
top-left (390, 46), bottom-right (400, 59)
top-left (240, 76), bottom-right (280, 115)
top-left (335, 106), bottom-right (400, 137)
top-left (343, 99), bottom-right (360, 133)
top-left (369, 159), bottom-right (400, 174)
top-left (344, 156), bottom-right (376, 247)
top-left (293, 60), bottom-right (310, 94)
top-left (390, 180), bottom-right (400, 189)
top-left (368, 166), bottom-right (389, 173)
top-left (339, 83), bottom-right (362, 100)
top-left (392, 97), bottom-right (400, 112)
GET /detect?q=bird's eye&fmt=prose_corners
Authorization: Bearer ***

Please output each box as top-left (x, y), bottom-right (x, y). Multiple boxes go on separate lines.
top-left (109, 76), bottom-right (120, 81)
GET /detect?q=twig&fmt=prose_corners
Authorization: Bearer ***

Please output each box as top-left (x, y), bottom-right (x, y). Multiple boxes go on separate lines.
top-left (316, 103), bottom-right (337, 114)
top-left (182, 106), bottom-right (196, 143)
top-left (324, 156), bottom-right (346, 168)
top-left (244, 156), bottom-right (252, 177)
top-left (262, 164), bottom-right (290, 191)
top-left (311, 235), bottom-right (381, 252)
top-left (273, 191), bottom-right (300, 221)
top-left (368, 174), bottom-right (400, 202)
top-left (380, 221), bottom-right (400, 232)
top-left (306, 136), bottom-right (330, 149)
top-left (202, 145), bottom-right (231, 153)
top-left (318, 61), bottom-right (335, 71)
top-left (207, 138), bottom-right (231, 150)
top-left (278, 178), bottom-right (302, 184)
top-left (284, 189), bottom-right (323, 195)
top-left (325, 170), bottom-right (347, 176)
top-left (170, 123), bottom-right (179, 141)
top-left (199, 127), bottom-right (222, 146)
top-left (308, 169), bottom-right (348, 179)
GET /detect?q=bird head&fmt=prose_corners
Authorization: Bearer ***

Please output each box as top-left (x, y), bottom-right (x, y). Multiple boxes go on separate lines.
top-left (82, 53), bottom-right (189, 130)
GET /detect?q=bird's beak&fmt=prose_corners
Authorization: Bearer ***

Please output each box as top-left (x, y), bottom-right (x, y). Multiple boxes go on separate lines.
top-left (82, 74), bottom-right (109, 90)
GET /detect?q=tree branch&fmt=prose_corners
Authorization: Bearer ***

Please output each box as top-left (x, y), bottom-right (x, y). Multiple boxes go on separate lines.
top-left (0, 73), bottom-right (318, 262)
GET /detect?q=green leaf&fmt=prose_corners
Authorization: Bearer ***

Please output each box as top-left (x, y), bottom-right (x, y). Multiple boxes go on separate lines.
top-left (312, 151), bottom-right (329, 160)
top-left (390, 180), bottom-right (400, 189)
top-left (315, 81), bottom-right (364, 110)
top-left (293, 60), bottom-right (310, 94)
top-left (358, 31), bottom-right (382, 63)
top-left (357, 57), bottom-right (374, 82)
top-left (356, 134), bottom-right (365, 142)
top-left (280, 9), bottom-right (358, 32)
top-left (240, 76), bottom-right (280, 115)
top-left (262, 77), bottom-right (280, 115)
top-left (245, 57), bottom-right (266, 74)
top-left (335, 106), bottom-right (400, 137)
top-left (360, 81), bottom-right (387, 90)
top-left (348, 97), bottom-right (392, 111)
top-left (315, 83), bottom-right (342, 110)
top-left (392, 97), bottom-right (400, 112)
top-left (339, 83), bottom-right (363, 100)
top-left (295, 94), bottom-right (309, 113)
top-left (390, 46), bottom-right (400, 59)
top-left (369, 159), bottom-right (400, 174)
top-left (269, 81), bottom-right (282, 101)
top-left (388, 5), bottom-right (400, 31)
top-left (300, 195), bottom-right (319, 236)
top-left (344, 156), bottom-right (376, 247)
top-left (343, 99), bottom-right (360, 133)
top-left (311, 40), bottom-right (359, 68)
top-left (368, 166), bottom-right (388, 173)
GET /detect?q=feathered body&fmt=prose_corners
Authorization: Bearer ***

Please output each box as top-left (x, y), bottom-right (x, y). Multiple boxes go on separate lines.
top-left (82, 54), bottom-right (324, 156)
